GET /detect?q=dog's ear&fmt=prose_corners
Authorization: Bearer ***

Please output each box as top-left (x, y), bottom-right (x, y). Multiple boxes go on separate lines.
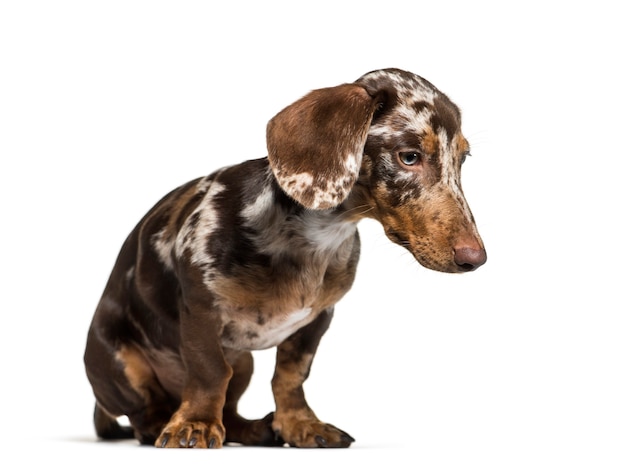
top-left (267, 84), bottom-right (377, 210)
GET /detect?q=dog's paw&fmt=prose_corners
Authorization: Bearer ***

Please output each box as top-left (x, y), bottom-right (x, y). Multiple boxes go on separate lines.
top-left (155, 419), bottom-right (225, 448)
top-left (224, 412), bottom-right (286, 446)
top-left (273, 418), bottom-right (354, 448)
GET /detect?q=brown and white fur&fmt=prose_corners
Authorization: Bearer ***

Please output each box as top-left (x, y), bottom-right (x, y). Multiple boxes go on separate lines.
top-left (84, 68), bottom-right (486, 449)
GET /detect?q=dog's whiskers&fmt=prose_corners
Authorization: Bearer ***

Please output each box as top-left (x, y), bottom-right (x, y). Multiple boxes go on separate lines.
top-left (339, 204), bottom-right (375, 220)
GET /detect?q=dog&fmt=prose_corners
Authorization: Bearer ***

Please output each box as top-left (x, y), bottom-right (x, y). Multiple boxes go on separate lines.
top-left (84, 68), bottom-right (486, 449)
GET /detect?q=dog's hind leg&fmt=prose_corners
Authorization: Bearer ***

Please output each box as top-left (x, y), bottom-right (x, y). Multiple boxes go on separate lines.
top-left (222, 350), bottom-right (283, 446)
top-left (85, 326), bottom-right (177, 445)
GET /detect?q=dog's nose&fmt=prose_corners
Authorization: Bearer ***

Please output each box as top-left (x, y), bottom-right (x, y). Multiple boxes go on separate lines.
top-left (453, 246), bottom-right (487, 271)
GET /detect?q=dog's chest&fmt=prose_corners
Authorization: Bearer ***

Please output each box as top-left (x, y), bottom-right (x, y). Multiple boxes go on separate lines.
top-left (220, 305), bottom-right (317, 350)
top-left (166, 173), bottom-right (361, 350)
top-left (213, 245), bottom-right (357, 350)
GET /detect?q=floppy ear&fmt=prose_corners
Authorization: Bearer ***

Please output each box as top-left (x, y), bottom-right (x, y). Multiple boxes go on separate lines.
top-left (266, 84), bottom-right (377, 209)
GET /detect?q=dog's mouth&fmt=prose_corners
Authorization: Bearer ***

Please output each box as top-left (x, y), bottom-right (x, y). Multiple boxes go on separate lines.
top-left (384, 229), bottom-right (410, 249)
top-left (384, 229), bottom-right (482, 274)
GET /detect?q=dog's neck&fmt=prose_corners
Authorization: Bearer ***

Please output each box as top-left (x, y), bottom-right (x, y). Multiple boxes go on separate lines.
top-left (239, 166), bottom-right (360, 259)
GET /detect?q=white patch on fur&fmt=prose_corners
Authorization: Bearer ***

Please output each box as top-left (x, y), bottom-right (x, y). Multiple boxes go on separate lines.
top-left (262, 307), bottom-right (313, 348)
top-left (406, 86), bottom-right (436, 105)
top-left (152, 229), bottom-right (175, 270)
top-left (278, 152), bottom-right (360, 209)
top-left (152, 177), bottom-right (222, 271)
top-left (282, 170), bottom-right (340, 209)
top-left (406, 107), bottom-right (433, 135)
top-left (369, 105), bottom-right (433, 143)
top-left (344, 152), bottom-right (360, 176)
top-left (240, 184), bottom-right (275, 227)
top-left (439, 131), bottom-right (474, 224)
top-left (360, 70), bottom-right (437, 106)
top-left (195, 175), bottom-right (215, 193)
top-left (278, 170), bottom-right (314, 206)
top-left (235, 307), bottom-right (314, 350)
top-left (175, 181), bottom-right (226, 270)
top-left (440, 129), bottom-right (454, 188)
top-left (287, 171), bottom-right (315, 191)
top-left (240, 188), bottom-right (357, 258)
top-left (302, 210), bottom-right (358, 253)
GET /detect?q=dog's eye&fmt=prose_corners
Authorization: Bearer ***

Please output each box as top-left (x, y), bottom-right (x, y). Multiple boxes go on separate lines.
top-left (398, 151), bottom-right (421, 167)
top-left (461, 151), bottom-right (471, 165)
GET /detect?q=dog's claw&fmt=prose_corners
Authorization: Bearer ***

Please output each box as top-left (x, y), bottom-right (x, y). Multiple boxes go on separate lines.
top-left (324, 423), bottom-right (355, 447)
top-left (275, 418), bottom-right (355, 448)
top-left (341, 433), bottom-right (356, 444)
top-left (156, 420), bottom-right (225, 448)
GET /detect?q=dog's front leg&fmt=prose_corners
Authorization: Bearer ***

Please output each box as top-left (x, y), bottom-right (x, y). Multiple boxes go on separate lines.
top-left (271, 308), bottom-right (355, 448)
top-left (156, 293), bottom-right (233, 449)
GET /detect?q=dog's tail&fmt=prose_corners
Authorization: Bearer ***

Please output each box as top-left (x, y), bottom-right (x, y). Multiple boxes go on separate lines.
top-left (93, 403), bottom-right (134, 440)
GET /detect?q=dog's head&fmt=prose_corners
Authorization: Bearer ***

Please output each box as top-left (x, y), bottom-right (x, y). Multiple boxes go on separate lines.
top-left (266, 68), bottom-right (486, 273)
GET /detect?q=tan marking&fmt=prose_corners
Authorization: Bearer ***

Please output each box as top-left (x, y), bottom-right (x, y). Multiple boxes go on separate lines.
top-left (115, 344), bottom-right (155, 400)
top-left (457, 134), bottom-right (470, 155)
top-left (422, 129), bottom-right (439, 156)
top-left (272, 352), bottom-right (314, 413)
top-left (116, 344), bottom-right (185, 399)
top-left (209, 232), bottom-right (358, 350)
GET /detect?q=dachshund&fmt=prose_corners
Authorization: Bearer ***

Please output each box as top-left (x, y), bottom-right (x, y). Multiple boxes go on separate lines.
top-left (84, 68), bottom-right (486, 448)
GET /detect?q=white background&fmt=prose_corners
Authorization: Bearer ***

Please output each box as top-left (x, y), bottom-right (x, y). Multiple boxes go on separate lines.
top-left (1, 1), bottom-right (624, 472)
